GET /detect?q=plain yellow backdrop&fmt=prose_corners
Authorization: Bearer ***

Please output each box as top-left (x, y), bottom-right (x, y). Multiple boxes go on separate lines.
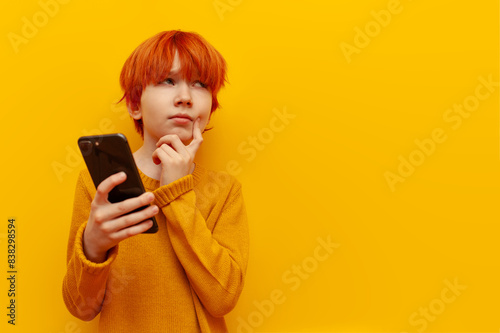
top-left (1, 0), bottom-right (499, 332)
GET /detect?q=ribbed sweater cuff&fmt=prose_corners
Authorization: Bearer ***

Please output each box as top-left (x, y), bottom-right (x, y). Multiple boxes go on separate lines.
top-left (153, 175), bottom-right (194, 207)
top-left (74, 221), bottom-right (118, 274)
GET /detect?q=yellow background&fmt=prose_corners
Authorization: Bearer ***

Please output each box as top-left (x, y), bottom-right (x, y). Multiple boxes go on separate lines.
top-left (1, 0), bottom-right (498, 332)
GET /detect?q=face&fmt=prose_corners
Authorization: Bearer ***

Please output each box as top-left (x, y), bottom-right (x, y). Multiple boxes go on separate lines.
top-left (131, 52), bottom-right (212, 145)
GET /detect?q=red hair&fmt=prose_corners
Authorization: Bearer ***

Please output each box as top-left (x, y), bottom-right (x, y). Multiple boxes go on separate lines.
top-left (118, 30), bottom-right (227, 137)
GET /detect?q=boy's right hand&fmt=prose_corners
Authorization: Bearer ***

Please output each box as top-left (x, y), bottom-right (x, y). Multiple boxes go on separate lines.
top-left (83, 172), bottom-right (159, 263)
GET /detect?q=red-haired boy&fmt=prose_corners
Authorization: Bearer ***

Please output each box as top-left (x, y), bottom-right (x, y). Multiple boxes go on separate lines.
top-left (63, 30), bottom-right (249, 332)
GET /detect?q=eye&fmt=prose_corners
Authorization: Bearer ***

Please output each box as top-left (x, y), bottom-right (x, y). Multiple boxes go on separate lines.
top-left (193, 80), bottom-right (207, 88)
top-left (162, 78), bottom-right (174, 85)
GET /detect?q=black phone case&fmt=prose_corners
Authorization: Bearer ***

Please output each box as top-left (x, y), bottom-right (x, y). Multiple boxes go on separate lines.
top-left (78, 133), bottom-right (158, 233)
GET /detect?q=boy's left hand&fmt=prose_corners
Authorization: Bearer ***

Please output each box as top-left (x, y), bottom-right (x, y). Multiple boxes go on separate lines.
top-left (152, 118), bottom-right (203, 186)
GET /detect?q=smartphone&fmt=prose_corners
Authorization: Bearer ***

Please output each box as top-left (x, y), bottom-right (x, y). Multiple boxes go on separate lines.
top-left (78, 133), bottom-right (158, 234)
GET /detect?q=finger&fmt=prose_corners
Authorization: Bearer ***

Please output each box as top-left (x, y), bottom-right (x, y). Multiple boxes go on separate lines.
top-left (108, 204), bottom-right (159, 234)
top-left (192, 117), bottom-right (202, 141)
top-left (93, 191), bottom-right (155, 224)
top-left (112, 219), bottom-right (155, 242)
top-left (156, 134), bottom-right (179, 148)
top-left (152, 144), bottom-right (176, 165)
top-left (187, 118), bottom-right (203, 154)
top-left (94, 172), bottom-right (127, 205)
top-left (163, 135), bottom-right (190, 158)
top-left (154, 134), bottom-right (187, 161)
top-left (152, 149), bottom-right (161, 165)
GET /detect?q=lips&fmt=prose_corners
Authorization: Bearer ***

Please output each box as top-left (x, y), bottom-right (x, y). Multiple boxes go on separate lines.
top-left (169, 113), bottom-right (192, 125)
top-left (170, 113), bottom-right (192, 121)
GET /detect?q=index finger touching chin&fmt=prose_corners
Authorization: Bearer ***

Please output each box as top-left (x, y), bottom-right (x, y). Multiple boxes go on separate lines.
top-left (192, 118), bottom-right (203, 141)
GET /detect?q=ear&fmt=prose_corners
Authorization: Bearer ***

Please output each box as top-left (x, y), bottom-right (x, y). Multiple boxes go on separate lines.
top-left (127, 103), bottom-right (142, 120)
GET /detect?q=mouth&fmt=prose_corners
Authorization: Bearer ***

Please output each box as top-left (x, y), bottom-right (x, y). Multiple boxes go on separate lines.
top-left (169, 113), bottom-right (193, 124)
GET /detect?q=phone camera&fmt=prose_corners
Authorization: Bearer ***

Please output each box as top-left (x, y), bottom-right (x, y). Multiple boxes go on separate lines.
top-left (80, 140), bottom-right (93, 156)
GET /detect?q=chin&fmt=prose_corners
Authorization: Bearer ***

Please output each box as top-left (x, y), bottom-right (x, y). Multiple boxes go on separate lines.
top-left (174, 133), bottom-right (193, 145)
top-left (164, 127), bottom-right (191, 140)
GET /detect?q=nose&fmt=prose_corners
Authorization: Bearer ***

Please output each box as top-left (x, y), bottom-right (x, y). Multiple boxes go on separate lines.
top-left (174, 82), bottom-right (192, 107)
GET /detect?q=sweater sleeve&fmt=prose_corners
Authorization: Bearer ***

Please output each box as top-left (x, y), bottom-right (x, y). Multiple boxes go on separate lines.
top-left (154, 174), bottom-right (249, 317)
top-left (62, 170), bottom-right (118, 321)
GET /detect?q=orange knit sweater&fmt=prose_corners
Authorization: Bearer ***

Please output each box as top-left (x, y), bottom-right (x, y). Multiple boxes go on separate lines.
top-left (62, 164), bottom-right (249, 332)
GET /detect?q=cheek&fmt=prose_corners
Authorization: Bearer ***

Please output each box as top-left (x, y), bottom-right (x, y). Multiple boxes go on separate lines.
top-left (202, 104), bottom-right (213, 129)
top-left (203, 92), bottom-right (213, 112)
top-left (195, 92), bottom-right (213, 125)
top-left (201, 115), bottom-right (211, 131)
top-left (141, 94), bottom-right (167, 118)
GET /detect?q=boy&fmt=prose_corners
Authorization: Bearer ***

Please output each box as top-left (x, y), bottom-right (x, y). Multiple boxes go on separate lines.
top-left (62, 30), bottom-right (249, 332)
